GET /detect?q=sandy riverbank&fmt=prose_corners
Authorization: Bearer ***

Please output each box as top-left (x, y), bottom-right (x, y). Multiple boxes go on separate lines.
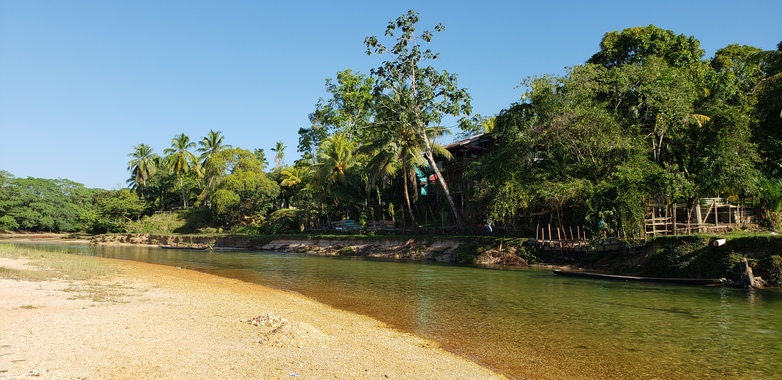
top-left (0, 253), bottom-right (504, 379)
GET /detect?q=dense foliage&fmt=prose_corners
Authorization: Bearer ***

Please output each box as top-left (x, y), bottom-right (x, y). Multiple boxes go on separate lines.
top-left (2, 13), bottom-right (781, 239)
top-left (470, 27), bottom-right (780, 237)
top-left (0, 171), bottom-right (96, 232)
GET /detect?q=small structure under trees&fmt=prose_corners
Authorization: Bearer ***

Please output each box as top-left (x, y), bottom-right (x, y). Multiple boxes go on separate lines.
top-left (645, 197), bottom-right (758, 236)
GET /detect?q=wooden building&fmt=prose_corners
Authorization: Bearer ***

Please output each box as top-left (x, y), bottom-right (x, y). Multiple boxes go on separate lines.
top-left (435, 133), bottom-right (494, 224)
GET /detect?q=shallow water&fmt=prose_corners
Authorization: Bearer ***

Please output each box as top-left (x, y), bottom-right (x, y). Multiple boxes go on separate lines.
top-left (18, 243), bottom-right (782, 379)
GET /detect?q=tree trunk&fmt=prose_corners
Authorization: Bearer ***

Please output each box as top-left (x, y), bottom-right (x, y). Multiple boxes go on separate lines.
top-left (179, 176), bottom-right (187, 209)
top-left (419, 129), bottom-right (465, 232)
top-left (402, 163), bottom-right (418, 228)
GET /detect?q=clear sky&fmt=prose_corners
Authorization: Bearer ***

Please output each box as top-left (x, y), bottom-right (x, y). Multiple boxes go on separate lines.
top-left (1, 0), bottom-right (780, 190)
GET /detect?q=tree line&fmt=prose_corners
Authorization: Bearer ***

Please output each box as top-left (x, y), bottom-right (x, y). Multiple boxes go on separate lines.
top-left (1, 12), bottom-right (780, 237)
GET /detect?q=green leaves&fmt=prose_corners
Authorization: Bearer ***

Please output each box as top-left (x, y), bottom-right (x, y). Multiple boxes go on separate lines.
top-left (364, 10), bottom-right (473, 230)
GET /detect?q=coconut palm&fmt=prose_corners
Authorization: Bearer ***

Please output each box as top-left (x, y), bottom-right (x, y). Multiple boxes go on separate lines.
top-left (126, 143), bottom-right (159, 192)
top-left (278, 164), bottom-right (311, 209)
top-left (309, 134), bottom-right (360, 219)
top-left (163, 133), bottom-right (197, 209)
top-left (197, 130), bottom-right (231, 166)
top-left (312, 134), bottom-right (358, 189)
top-left (197, 130), bottom-right (232, 192)
top-left (362, 113), bottom-right (452, 228)
top-left (271, 141), bottom-right (286, 169)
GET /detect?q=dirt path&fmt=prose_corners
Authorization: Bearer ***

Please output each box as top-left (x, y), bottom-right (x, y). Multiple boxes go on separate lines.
top-left (0, 257), bottom-right (504, 379)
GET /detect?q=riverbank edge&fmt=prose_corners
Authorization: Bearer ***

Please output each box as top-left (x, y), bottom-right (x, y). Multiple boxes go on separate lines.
top-left (86, 232), bottom-right (528, 266)
top-left (4, 232), bottom-right (781, 286)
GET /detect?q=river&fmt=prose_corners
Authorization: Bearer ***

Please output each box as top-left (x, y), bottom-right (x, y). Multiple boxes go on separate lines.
top-left (22, 243), bottom-right (782, 379)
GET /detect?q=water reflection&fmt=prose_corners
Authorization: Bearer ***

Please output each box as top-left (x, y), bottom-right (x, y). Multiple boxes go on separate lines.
top-left (11, 242), bottom-right (782, 379)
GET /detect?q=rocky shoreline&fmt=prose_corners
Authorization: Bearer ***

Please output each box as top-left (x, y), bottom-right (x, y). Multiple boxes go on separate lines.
top-left (89, 233), bottom-right (529, 266)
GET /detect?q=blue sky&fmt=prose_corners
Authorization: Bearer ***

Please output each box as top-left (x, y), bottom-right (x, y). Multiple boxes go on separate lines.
top-left (1, 0), bottom-right (780, 190)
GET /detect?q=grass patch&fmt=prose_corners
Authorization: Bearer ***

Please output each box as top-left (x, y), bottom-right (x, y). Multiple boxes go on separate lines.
top-left (0, 243), bottom-right (136, 302)
top-left (0, 243), bottom-right (116, 282)
top-left (64, 281), bottom-right (136, 302)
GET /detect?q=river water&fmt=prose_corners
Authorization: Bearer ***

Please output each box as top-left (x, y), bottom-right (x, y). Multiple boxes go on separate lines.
top-left (22, 244), bottom-right (782, 379)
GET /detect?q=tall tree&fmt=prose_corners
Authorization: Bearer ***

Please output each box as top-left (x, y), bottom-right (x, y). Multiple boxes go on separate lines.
top-left (271, 141), bottom-right (286, 169)
top-left (127, 143), bottom-right (159, 191)
top-left (587, 25), bottom-right (704, 69)
top-left (197, 130), bottom-right (232, 197)
top-left (208, 148), bottom-right (280, 225)
top-left (309, 69), bottom-right (375, 141)
top-left (363, 92), bottom-right (452, 227)
top-left (197, 130), bottom-right (231, 166)
top-left (364, 10), bottom-right (472, 231)
top-left (311, 134), bottom-right (359, 201)
top-left (163, 133), bottom-right (198, 209)
top-left (754, 41), bottom-right (782, 177)
top-left (253, 148), bottom-right (268, 170)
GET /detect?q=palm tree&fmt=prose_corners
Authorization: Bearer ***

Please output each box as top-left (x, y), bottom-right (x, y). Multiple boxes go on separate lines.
top-left (363, 114), bottom-right (452, 228)
top-left (127, 143), bottom-right (159, 192)
top-left (197, 130), bottom-right (231, 166)
top-left (271, 141), bottom-right (286, 169)
top-left (279, 164), bottom-right (310, 209)
top-left (312, 134), bottom-right (358, 189)
top-left (481, 117), bottom-right (497, 133)
top-left (163, 133), bottom-right (197, 209)
top-left (197, 130), bottom-right (232, 192)
top-left (309, 134), bottom-right (359, 219)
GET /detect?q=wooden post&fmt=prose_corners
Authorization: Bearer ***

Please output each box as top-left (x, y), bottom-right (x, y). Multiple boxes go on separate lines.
top-left (651, 207), bottom-right (657, 236)
top-left (712, 198), bottom-right (720, 227)
top-left (664, 203), bottom-right (669, 234)
top-left (673, 202), bottom-right (677, 235)
top-left (548, 224), bottom-right (552, 243)
top-left (729, 203), bottom-right (733, 226)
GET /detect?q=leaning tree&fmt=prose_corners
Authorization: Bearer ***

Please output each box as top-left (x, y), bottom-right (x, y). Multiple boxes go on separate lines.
top-left (364, 10), bottom-right (472, 232)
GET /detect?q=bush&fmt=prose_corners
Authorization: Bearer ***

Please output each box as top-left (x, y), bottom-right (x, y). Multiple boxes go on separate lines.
top-left (758, 255), bottom-right (782, 287)
top-left (644, 238), bottom-right (739, 278)
top-left (125, 212), bottom-right (187, 234)
top-left (337, 246), bottom-right (356, 256)
top-left (453, 242), bottom-right (484, 264)
top-left (261, 209), bottom-right (306, 234)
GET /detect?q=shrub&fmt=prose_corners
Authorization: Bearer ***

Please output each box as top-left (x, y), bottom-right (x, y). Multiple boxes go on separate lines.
top-left (759, 255), bottom-right (782, 287)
